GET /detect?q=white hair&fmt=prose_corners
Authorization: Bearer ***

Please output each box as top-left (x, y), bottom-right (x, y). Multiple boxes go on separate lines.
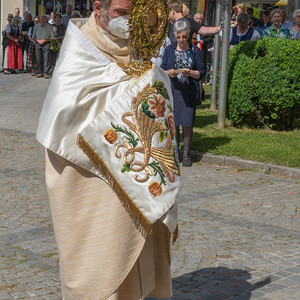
top-left (292, 9), bottom-right (300, 19)
top-left (194, 13), bottom-right (203, 19)
top-left (173, 20), bottom-right (191, 35)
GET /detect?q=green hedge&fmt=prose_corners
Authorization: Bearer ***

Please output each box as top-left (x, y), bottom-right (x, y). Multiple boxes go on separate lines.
top-left (227, 38), bottom-right (300, 130)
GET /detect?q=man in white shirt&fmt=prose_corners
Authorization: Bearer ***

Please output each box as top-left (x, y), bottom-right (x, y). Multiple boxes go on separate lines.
top-left (32, 15), bottom-right (53, 78)
top-left (48, 11), bottom-right (56, 25)
top-left (14, 7), bottom-right (21, 20)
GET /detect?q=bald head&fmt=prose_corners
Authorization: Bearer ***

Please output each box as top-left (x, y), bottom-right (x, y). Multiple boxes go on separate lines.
top-left (183, 7), bottom-right (190, 18)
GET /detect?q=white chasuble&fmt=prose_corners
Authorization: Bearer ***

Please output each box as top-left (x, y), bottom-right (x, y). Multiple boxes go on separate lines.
top-left (37, 19), bottom-right (180, 235)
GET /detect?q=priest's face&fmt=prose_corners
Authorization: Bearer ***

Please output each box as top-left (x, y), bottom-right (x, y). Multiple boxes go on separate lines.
top-left (94, 0), bottom-right (131, 32)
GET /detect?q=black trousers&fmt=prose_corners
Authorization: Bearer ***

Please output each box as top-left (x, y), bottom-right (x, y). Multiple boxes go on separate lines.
top-left (35, 42), bottom-right (50, 75)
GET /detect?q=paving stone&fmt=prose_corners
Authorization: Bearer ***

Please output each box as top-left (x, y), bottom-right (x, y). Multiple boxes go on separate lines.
top-left (0, 292), bottom-right (11, 300)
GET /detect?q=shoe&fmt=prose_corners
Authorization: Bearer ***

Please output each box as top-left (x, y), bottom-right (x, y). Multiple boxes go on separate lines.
top-left (36, 74), bottom-right (43, 78)
top-left (182, 156), bottom-right (192, 167)
top-left (10, 69), bottom-right (16, 74)
top-left (44, 74), bottom-right (49, 79)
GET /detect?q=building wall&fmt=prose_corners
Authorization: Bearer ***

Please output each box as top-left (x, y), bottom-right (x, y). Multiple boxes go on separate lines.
top-left (196, 0), bottom-right (206, 16)
top-left (1, 0), bottom-right (23, 47)
top-left (1, 0), bottom-right (24, 22)
top-left (184, 0), bottom-right (207, 19)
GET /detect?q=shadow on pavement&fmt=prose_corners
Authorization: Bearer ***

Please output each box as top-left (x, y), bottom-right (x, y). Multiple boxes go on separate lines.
top-left (147, 266), bottom-right (271, 299)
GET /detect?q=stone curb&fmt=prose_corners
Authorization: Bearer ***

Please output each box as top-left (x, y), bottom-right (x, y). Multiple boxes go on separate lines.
top-left (188, 150), bottom-right (300, 180)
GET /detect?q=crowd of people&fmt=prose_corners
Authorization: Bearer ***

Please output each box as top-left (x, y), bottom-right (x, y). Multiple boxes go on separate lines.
top-left (157, 1), bottom-right (299, 167)
top-left (1, 5), bottom-right (93, 77)
top-left (1, 4), bottom-right (299, 78)
top-left (1, 2), bottom-right (299, 165)
top-left (230, 4), bottom-right (300, 41)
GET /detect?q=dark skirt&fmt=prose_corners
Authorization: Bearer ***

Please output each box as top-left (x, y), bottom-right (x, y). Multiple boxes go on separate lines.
top-left (172, 80), bottom-right (198, 127)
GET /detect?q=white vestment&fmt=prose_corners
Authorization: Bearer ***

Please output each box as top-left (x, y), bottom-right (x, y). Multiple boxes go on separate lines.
top-left (37, 18), bottom-right (180, 299)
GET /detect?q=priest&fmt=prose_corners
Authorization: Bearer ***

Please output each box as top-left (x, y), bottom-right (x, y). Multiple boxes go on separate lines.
top-left (36, 0), bottom-right (180, 299)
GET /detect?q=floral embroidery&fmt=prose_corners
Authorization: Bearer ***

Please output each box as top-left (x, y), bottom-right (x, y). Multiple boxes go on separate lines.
top-left (104, 81), bottom-right (180, 197)
top-left (148, 93), bottom-right (166, 118)
top-left (167, 114), bottom-right (176, 136)
top-left (148, 182), bottom-right (163, 197)
top-left (174, 50), bottom-right (192, 83)
top-left (104, 129), bottom-right (118, 144)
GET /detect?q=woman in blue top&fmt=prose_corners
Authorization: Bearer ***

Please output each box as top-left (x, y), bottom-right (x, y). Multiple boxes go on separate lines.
top-left (161, 20), bottom-right (204, 167)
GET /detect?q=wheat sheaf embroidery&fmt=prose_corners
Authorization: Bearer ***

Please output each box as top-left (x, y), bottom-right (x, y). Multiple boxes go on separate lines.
top-left (103, 81), bottom-right (180, 196)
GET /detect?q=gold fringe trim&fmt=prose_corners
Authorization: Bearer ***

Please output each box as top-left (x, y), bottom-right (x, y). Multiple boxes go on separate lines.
top-left (172, 225), bottom-right (178, 244)
top-left (77, 134), bottom-right (153, 234)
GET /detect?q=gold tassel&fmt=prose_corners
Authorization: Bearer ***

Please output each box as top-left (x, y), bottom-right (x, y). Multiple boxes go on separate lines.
top-left (172, 225), bottom-right (178, 244)
top-left (77, 134), bottom-right (153, 234)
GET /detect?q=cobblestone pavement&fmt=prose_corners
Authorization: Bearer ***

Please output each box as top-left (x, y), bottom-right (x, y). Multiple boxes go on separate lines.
top-left (0, 72), bottom-right (300, 299)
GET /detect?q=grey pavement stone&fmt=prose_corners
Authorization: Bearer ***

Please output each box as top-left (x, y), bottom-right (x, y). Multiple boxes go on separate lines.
top-left (0, 292), bottom-right (10, 300)
top-left (189, 151), bottom-right (300, 180)
top-left (1, 66), bottom-right (300, 300)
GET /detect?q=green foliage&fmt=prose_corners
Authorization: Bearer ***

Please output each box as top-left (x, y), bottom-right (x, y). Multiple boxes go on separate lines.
top-left (152, 80), bottom-right (169, 99)
top-left (192, 103), bottom-right (300, 168)
top-left (111, 122), bottom-right (139, 147)
top-left (252, 7), bottom-right (260, 19)
top-left (158, 130), bottom-right (168, 142)
top-left (121, 163), bottom-right (131, 173)
top-left (227, 38), bottom-right (300, 130)
top-left (167, 104), bottom-right (173, 113)
top-left (141, 100), bottom-right (155, 119)
top-left (148, 161), bottom-right (167, 185)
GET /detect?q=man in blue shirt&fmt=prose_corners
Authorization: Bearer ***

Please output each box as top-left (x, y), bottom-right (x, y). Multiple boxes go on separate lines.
top-left (62, 4), bottom-right (73, 27)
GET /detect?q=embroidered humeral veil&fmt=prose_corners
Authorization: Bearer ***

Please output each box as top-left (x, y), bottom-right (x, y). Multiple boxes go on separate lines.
top-left (78, 72), bottom-right (180, 233)
top-left (37, 10), bottom-right (180, 235)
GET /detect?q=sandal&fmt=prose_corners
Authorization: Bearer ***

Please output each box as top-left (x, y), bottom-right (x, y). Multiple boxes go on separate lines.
top-left (36, 74), bottom-right (43, 78)
top-left (10, 69), bottom-right (16, 74)
top-left (3, 69), bottom-right (10, 74)
top-left (32, 72), bottom-right (35, 76)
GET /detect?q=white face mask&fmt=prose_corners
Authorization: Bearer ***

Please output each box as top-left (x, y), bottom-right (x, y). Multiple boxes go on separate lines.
top-left (104, 10), bottom-right (130, 39)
